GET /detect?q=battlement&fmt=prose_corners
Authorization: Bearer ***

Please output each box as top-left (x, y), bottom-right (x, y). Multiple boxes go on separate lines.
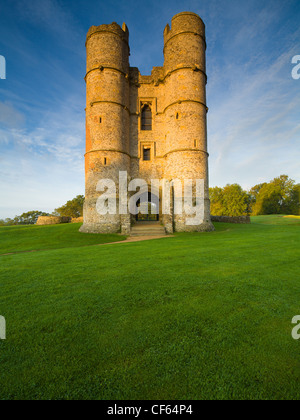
top-left (86, 22), bottom-right (129, 44)
top-left (86, 21), bottom-right (130, 74)
top-left (164, 12), bottom-right (205, 46)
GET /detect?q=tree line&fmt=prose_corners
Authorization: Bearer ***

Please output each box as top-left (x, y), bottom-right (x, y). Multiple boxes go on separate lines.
top-left (210, 175), bottom-right (299, 217)
top-left (0, 176), bottom-right (299, 226)
top-left (0, 196), bottom-right (84, 226)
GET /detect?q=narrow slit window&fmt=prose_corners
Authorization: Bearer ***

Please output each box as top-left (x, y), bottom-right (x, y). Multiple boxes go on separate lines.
top-left (141, 105), bottom-right (152, 131)
top-left (104, 158), bottom-right (107, 165)
top-left (176, 113), bottom-right (179, 120)
top-left (143, 148), bottom-right (151, 161)
top-left (99, 117), bottom-right (102, 124)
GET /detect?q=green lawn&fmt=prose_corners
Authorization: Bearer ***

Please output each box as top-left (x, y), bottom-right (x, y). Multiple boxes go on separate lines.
top-left (0, 223), bottom-right (125, 254)
top-left (251, 214), bottom-right (300, 225)
top-left (0, 216), bottom-right (299, 400)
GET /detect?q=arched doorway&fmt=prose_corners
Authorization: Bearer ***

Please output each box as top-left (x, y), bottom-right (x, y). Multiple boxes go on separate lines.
top-left (136, 191), bottom-right (160, 222)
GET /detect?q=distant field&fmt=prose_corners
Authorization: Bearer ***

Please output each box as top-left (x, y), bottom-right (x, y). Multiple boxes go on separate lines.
top-left (251, 214), bottom-right (300, 225)
top-left (0, 216), bottom-right (299, 400)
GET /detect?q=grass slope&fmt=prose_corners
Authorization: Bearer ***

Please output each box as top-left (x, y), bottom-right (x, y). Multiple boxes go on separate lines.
top-left (0, 223), bottom-right (125, 254)
top-left (0, 216), bottom-right (299, 400)
top-left (251, 214), bottom-right (300, 225)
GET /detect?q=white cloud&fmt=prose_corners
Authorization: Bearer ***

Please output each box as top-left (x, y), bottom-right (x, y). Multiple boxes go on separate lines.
top-left (0, 92), bottom-right (85, 218)
top-left (207, 37), bottom-right (300, 189)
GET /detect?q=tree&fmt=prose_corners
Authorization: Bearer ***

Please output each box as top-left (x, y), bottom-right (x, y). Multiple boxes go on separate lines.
top-left (290, 184), bottom-right (300, 215)
top-left (18, 211), bottom-right (49, 225)
top-left (248, 183), bottom-right (267, 213)
top-left (210, 187), bottom-right (225, 216)
top-left (222, 184), bottom-right (249, 216)
top-left (54, 195), bottom-right (85, 218)
top-left (252, 175), bottom-right (299, 215)
top-left (0, 218), bottom-right (16, 226)
top-left (0, 211), bottom-right (49, 226)
top-left (210, 184), bottom-right (249, 216)
top-left (4, 218), bottom-right (14, 226)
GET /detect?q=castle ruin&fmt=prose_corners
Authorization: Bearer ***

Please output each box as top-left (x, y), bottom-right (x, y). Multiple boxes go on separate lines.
top-left (80, 12), bottom-right (214, 234)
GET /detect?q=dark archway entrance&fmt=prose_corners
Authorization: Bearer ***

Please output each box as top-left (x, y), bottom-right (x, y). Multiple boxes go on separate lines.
top-left (136, 191), bottom-right (159, 222)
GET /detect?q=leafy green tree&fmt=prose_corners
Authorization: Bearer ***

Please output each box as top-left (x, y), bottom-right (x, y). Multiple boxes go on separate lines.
top-left (252, 175), bottom-right (299, 215)
top-left (0, 211), bottom-right (49, 226)
top-left (248, 183), bottom-right (267, 213)
top-left (54, 195), bottom-right (85, 218)
top-left (18, 211), bottom-right (49, 225)
top-left (250, 183), bottom-right (267, 198)
top-left (210, 187), bottom-right (225, 216)
top-left (290, 184), bottom-right (300, 215)
top-left (210, 184), bottom-right (249, 216)
top-left (222, 184), bottom-right (249, 216)
top-left (252, 184), bottom-right (281, 215)
top-left (0, 218), bottom-right (15, 226)
top-left (4, 218), bottom-right (14, 226)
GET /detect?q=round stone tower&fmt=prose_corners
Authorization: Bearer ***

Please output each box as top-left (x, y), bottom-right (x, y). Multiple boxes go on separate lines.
top-left (163, 12), bottom-right (214, 232)
top-left (80, 22), bottom-right (131, 233)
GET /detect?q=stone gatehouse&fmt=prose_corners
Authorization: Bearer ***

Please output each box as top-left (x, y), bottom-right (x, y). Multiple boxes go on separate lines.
top-left (80, 12), bottom-right (214, 234)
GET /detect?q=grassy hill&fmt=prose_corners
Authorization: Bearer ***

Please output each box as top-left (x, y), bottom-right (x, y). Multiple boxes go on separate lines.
top-left (0, 216), bottom-right (299, 400)
top-left (0, 223), bottom-right (125, 254)
top-left (251, 214), bottom-right (300, 225)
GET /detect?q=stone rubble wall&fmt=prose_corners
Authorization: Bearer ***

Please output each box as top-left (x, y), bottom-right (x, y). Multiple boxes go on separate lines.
top-left (211, 216), bottom-right (251, 224)
top-left (36, 216), bottom-right (72, 225)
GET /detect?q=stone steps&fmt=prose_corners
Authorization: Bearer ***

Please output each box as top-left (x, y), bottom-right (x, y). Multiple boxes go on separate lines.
top-left (130, 223), bottom-right (166, 237)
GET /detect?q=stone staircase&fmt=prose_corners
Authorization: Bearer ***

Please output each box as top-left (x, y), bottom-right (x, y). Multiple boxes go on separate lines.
top-left (130, 222), bottom-right (167, 237)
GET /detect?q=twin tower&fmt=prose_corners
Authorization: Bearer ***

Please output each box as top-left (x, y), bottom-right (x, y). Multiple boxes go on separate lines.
top-left (80, 12), bottom-right (214, 234)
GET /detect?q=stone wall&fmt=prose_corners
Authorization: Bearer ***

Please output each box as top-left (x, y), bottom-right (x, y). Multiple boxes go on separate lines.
top-left (71, 217), bottom-right (84, 224)
top-left (211, 216), bottom-right (251, 224)
top-left (36, 216), bottom-right (72, 225)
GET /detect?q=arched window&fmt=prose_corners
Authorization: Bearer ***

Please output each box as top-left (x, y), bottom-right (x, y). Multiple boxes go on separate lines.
top-left (141, 105), bottom-right (152, 131)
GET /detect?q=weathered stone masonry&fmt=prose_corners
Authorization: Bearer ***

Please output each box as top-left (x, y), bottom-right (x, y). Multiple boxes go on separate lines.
top-left (80, 12), bottom-right (215, 234)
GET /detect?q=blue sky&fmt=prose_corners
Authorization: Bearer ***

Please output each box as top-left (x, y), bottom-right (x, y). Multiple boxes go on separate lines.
top-left (0, 0), bottom-right (299, 218)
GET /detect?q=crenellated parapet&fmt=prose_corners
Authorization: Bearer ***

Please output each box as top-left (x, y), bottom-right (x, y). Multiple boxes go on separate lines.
top-left (86, 22), bottom-right (129, 46)
top-left (86, 23), bottom-right (130, 74)
top-left (163, 12), bottom-right (206, 77)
